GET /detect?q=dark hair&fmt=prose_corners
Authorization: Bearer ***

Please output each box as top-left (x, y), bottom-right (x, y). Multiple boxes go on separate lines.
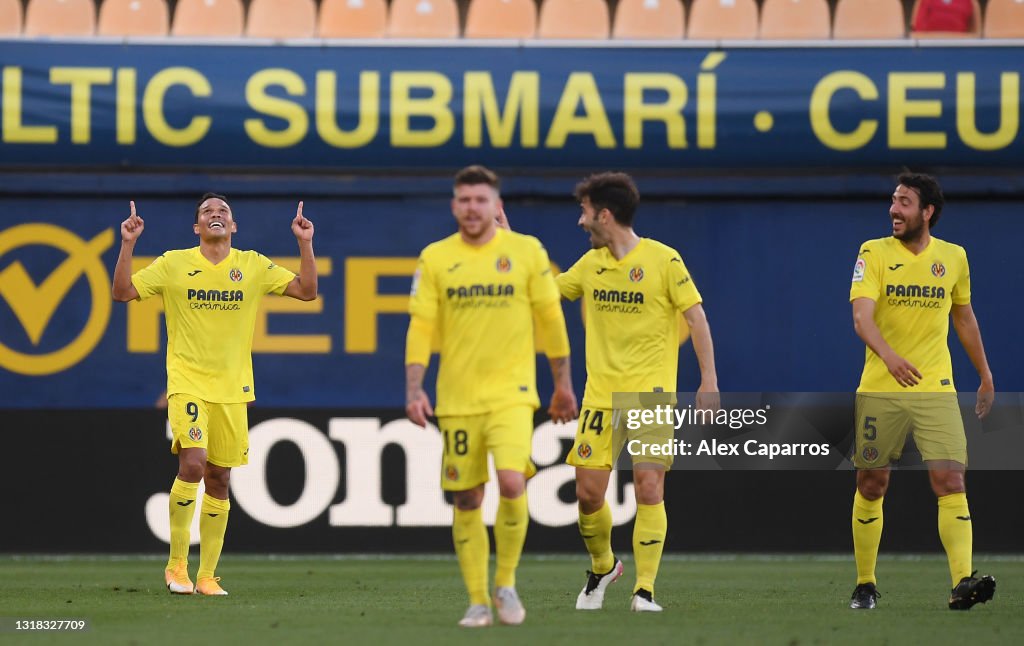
top-left (454, 165), bottom-right (500, 192)
top-left (897, 171), bottom-right (944, 228)
top-left (573, 172), bottom-right (640, 226)
top-left (195, 192), bottom-right (228, 223)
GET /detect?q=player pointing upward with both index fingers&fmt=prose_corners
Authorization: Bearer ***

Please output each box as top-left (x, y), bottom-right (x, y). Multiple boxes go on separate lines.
top-left (112, 194), bottom-right (317, 596)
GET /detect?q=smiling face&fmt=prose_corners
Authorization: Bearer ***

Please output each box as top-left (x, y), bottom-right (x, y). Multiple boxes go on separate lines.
top-left (890, 184), bottom-right (930, 242)
top-left (194, 197), bottom-right (237, 241)
top-left (578, 197), bottom-right (611, 249)
top-left (452, 183), bottom-right (500, 243)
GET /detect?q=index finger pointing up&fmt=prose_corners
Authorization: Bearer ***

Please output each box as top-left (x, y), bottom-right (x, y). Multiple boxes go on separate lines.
top-left (130, 200), bottom-right (136, 218)
top-left (296, 201), bottom-right (304, 220)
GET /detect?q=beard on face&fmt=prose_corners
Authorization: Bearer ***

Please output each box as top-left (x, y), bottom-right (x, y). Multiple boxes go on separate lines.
top-left (893, 209), bottom-right (926, 242)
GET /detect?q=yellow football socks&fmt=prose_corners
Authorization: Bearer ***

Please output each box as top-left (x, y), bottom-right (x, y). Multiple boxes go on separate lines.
top-left (852, 490), bottom-right (884, 585)
top-left (633, 502), bottom-right (667, 594)
top-left (579, 502), bottom-right (615, 574)
top-left (494, 494), bottom-right (528, 589)
top-left (453, 507), bottom-right (490, 606)
top-left (938, 492), bottom-right (973, 586)
top-left (167, 478), bottom-right (198, 570)
top-left (197, 494), bottom-right (230, 580)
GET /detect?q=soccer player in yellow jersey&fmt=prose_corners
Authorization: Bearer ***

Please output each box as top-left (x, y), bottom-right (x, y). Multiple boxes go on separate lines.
top-left (557, 173), bottom-right (719, 613)
top-left (112, 193), bottom-right (317, 596)
top-left (405, 166), bottom-right (578, 628)
top-left (847, 172), bottom-right (995, 611)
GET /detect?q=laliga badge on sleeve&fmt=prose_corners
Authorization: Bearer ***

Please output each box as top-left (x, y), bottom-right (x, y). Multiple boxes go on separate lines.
top-left (851, 258), bottom-right (866, 283)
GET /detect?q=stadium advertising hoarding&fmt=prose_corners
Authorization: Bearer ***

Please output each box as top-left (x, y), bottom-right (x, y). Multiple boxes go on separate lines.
top-left (0, 42), bottom-right (1021, 170)
top-left (4, 407), bottom-right (1021, 552)
top-left (1, 195), bottom-right (1021, 407)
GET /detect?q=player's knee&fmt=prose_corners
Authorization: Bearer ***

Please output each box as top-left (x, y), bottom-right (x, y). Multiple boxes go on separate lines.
top-left (203, 466), bottom-right (230, 497)
top-left (931, 472), bottom-right (966, 497)
top-left (575, 481), bottom-right (604, 510)
top-left (453, 487), bottom-right (484, 510)
top-left (634, 481), bottom-right (663, 505)
top-left (497, 480), bottom-right (525, 499)
top-left (857, 479), bottom-right (887, 500)
top-left (177, 459), bottom-right (205, 482)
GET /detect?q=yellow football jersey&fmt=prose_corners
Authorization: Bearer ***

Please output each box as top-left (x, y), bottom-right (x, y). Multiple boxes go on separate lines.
top-left (409, 229), bottom-right (562, 416)
top-left (849, 236), bottom-right (970, 393)
top-left (557, 238), bottom-right (702, 410)
top-left (132, 247), bottom-right (296, 403)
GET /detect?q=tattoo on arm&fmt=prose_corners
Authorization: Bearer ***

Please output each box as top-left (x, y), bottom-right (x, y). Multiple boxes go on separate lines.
top-left (549, 356), bottom-right (571, 388)
top-left (406, 364), bottom-right (426, 403)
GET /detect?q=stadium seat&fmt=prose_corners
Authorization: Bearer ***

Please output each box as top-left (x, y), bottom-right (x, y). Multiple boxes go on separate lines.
top-left (983, 0), bottom-right (1024, 38)
top-left (318, 0), bottom-right (388, 38)
top-left (760, 0), bottom-right (831, 39)
top-left (687, 0), bottom-right (758, 40)
top-left (464, 0), bottom-right (537, 39)
top-left (246, 0), bottom-right (317, 38)
top-left (537, 0), bottom-right (609, 39)
top-left (612, 0), bottom-right (685, 40)
top-left (24, 0), bottom-right (97, 36)
top-left (910, 0), bottom-right (982, 38)
top-left (171, 0), bottom-right (244, 37)
top-left (0, 0), bottom-right (22, 35)
top-left (97, 0), bottom-right (169, 36)
top-left (833, 0), bottom-right (905, 39)
top-left (388, 0), bottom-right (459, 38)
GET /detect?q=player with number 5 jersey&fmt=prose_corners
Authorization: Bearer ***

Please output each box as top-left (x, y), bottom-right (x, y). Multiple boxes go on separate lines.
top-left (847, 172), bottom-right (995, 612)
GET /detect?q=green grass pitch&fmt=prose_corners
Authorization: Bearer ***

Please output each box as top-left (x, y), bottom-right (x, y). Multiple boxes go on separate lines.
top-left (3, 555), bottom-right (1022, 645)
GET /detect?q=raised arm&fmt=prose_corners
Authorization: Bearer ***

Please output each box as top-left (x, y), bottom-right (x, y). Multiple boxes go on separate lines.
top-left (951, 303), bottom-right (994, 418)
top-left (112, 201), bottom-right (142, 302)
top-left (283, 201), bottom-right (318, 301)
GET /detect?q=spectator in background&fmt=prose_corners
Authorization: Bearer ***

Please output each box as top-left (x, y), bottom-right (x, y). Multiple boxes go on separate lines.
top-left (911, 0), bottom-right (981, 36)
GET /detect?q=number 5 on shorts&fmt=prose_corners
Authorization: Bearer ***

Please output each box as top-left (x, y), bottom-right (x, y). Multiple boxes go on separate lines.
top-left (863, 416), bottom-right (877, 441)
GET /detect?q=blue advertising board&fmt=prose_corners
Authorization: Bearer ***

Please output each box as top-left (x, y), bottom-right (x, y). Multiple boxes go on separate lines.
top-left (0, 192), bottom-right (1019, 408)
top-left (0, 42), bottom-right (1021, 170)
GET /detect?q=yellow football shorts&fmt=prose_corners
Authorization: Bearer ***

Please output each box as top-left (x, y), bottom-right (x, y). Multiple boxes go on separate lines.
top-left (566, 406), bottom-right (674, 470)
top-left (437, 405), bottom-right (536, 491)
top-left (853, 393), bottom-right (967, 469)
top-left (167, 393), bottom-right (250, 468)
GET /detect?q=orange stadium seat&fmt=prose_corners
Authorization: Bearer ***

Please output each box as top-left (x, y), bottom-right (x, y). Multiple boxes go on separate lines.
top-left (613, 0), bottom-right (685, 39)
top-left (0, 0), bottom-right (22, 35)
top-left (537, 0), bottom-right (609, 39)
top-left (98, 0), bottom-right (169, 36)
top-left (246, 0), bottom-right (317, 38)
top-left (24, 0), bottom-right (97, 36)
top-left (833, 0), bottom-right (905, 39)
top-left (983, 0), bottom-right (1024, 38)
top-left (760, 0), bottom-right (831, 39)
top-left (388, 0), bottom-right (459, 38)
top-left (318, 0), bottom-right (388, 38)
top-left (687, 0), bottom-right (758, 39)
top-left (171, 0), bottom-right (244, 37)
top-left (464, 0), bottom-right (537, 39)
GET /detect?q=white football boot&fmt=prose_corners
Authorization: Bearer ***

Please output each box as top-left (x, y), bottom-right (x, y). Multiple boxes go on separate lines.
top-left (575, 558), bottom-right (624, 610)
